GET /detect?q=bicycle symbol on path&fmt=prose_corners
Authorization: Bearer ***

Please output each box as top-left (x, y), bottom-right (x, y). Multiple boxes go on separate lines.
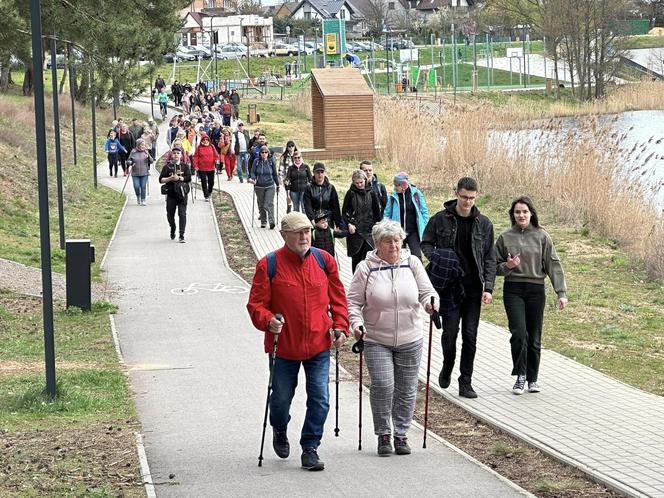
top-left (171, 282), bottom-right (249, 295)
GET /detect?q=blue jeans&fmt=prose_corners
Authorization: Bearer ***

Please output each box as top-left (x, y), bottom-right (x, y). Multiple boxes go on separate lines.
top-left (270, 350), bottom-right (330, 449)
top-left (237, 151), bottom-right (249, 182)
top-left (289, 190), bottom-right (305, 212)
top-left (132, 175), bottom-right (148, 201)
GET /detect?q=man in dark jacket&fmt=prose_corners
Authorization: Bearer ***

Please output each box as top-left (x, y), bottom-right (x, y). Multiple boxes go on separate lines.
top-left (158, 148), bottom-right (192, 243)
top-left (304, 163), bottom-right (342, 230)
top-left (360, 160), bottom-right (387, 213)
top-left (421, 177), bottom-right (496, 399)
top-left (128, 118), bottom-right (144, 142)
top-left (233, 121), bottom-right (251, 183)
top-left (230, 89), bottom-right (241, 120)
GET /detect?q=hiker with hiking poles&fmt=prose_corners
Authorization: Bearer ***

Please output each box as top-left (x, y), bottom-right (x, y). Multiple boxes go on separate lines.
top-left (248, 145), bottom-right (279, 229)
top-left (247, 211), bottom-right (349, 471)
top-left (347, 219), bottom-right (438, 457)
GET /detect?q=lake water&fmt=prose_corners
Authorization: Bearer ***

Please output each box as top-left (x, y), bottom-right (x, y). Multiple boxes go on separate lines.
top-left (495, 110), bottom-right (664, 210)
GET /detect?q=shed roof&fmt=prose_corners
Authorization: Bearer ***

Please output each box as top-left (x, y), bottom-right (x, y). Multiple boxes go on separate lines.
top-left (311, 68), bottom-right (373, 96)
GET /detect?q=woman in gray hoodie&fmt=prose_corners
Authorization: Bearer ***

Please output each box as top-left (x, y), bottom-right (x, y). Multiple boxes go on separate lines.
top-left (495, 196), bottom-right (568, 395)
top-left (347, 220), bottom-right (438, 457)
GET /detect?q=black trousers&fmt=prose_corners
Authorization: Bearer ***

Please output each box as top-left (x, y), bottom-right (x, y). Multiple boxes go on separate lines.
top-left (403, 231), bottom-right (422, 259)
top-left (119, 151), bottom-right (129, 173)
top-left (108, 153), bottom-right (118, 176)
top-left (166, 196), bottom-right (188, 236)
top-left (351, 240), bottom-right (373, 273)
top-left (440, 285), bottom-right (483, 384)
top-left (199, 170), bottom-right (215, 198)
top-left (503, 281), bottom-right (545, 382)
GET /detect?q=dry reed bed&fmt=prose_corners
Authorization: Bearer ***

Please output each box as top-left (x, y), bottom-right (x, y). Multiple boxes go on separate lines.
top-left (374, 96), bottom-right (663, 278)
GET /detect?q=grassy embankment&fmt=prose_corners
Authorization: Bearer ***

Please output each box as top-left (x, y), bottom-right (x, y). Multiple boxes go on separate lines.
top-left (0, 86), bottom-right (146, 496)
top-left (283, 83), bottom-right (664, 395)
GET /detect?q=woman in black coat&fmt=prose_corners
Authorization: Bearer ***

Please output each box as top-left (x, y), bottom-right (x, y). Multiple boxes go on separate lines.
top-left (286, 150), bottom-right (312, 213)
top-left (342, 169), bottom-right (383, 273)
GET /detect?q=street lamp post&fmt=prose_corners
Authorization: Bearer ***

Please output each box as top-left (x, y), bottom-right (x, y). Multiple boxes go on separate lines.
top-left (29, 0), bottom-right (57, 401)
top-left (68, 43), bottom-right (77, 165)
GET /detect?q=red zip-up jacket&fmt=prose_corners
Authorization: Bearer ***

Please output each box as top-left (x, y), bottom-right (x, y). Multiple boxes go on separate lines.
top-left (193, 142), bottom-right (219, 172)
top-left (247, 246), bottom-right (349, 361)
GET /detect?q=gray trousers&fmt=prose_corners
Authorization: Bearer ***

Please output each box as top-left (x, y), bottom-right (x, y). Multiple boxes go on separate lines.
top-left (364, 338), bottom-right (422, 438)
top-left (254, 185), bottom-right (275, 225)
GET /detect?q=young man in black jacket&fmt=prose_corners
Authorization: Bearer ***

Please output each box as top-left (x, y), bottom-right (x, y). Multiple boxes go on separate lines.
top-left (360, 160), bottom-right (387, 213)
top-left (421, 177), bottom-right (496, 399)
top-left (159, 148), bottom-right (192, 243)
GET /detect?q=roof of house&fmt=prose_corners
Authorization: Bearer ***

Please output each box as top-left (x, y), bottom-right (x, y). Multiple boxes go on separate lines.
top-left (414, 0), bottom-right (448, 10)
top-left (293, 0), bottom-right (363, 19)
top-left (311, 67), bottom-right (373, 96)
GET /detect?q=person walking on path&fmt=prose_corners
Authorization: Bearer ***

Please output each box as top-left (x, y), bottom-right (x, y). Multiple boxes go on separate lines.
top-left (219, 127), bottom-right (236, 180)
top-left (192, 131), bottom-right (219, 201)
top-left (304, 163), bottom-right (342, 230)
top-left (104, 129), bottom-right (126, 178)
top-left (285, 150), bottom-right (312, 213)
top-left (158, 88), bottom-right (169, 119)
top-left (421, 177), bottom-right (496, 399)
top-left (230, 89), bottom-right (241, 120)
top-left (383, 172), bottom-right (429, 260)
top-left (128, 138), bottom-right (152, 206)
top-left (249, 145), bottom-right (279, 229)
top-left (233, 121), bottom-right (250, 183)
top-left (128, 118), bottom-right (144, 141)
top-left (360, 160), bottom-right (388, 213)
top-left (159, 147), bottom-right (191, 243)
top-left (495, 196), bottom-right (567, 395)
top-left (117, 123), bottom-right (135, 177)
top-left (279, 141), bottom-right (297, 213)
top-left (247, 211), bottom-right (349, 471)
top-left (146, 117), bottom-right (159, 159)
top-left (343, 170), bottom-right (383, 273)
top-left (347, 220), bottom-right (438, 457)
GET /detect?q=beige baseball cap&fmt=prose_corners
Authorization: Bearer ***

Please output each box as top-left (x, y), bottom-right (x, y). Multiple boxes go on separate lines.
top-left (280, 212), bottom-right (312, 232)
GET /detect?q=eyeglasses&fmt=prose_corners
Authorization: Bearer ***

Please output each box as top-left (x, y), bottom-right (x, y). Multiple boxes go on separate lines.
top-left (458, 194), bottom-right (477, 202)
top-left (293, 156), bottom-right (302, 159)
top-left (260, 151), bottom-right (269, 154)
top-left (238, 124), bottom-right (244, 127)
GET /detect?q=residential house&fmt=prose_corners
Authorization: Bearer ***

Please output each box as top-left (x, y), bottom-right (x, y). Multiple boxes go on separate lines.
top-left (350, 0), bottom-right (409, 30)
top-left (180, 12), bottom-right (274, 46)
top-left (412, 0), bottom-right (472, 18)
top-left (274, 1), bottom-right (301, 17)
top-left (289, 0), bottom-right (366, 34)
top-left (180, 0), bottom-right (235, 17)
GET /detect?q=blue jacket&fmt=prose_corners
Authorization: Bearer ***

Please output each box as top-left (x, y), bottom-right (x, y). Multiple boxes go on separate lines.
top-left (249, 158), bottom-right (279, 188)
top-left (383, 184), bottom-right (429, 239)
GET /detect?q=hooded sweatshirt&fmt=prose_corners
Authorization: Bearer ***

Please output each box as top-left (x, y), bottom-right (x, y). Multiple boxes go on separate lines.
top-left (347, 250), bottom-right (438, 348)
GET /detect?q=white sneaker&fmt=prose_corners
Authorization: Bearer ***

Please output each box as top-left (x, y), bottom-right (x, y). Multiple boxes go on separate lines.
top-left (528, 381), bottom-right (541, 393)
top-left (512, 375), bottom-right (526, 395)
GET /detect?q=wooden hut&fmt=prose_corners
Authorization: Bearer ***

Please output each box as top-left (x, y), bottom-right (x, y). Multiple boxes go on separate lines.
top-left (302, 67), bottom-right (376, 160)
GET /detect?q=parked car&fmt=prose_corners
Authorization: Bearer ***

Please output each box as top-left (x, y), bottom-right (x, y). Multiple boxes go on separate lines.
top-left (270, 42), bottom-right (299, 56)
top-left (45, 54), bottom-right (66, 69)
top-left (216, 45), bottom-right (247, 60)
top-left (175, 46), bottom-right (197, 61)
top-left (298, 41), bottom-right (316, 55)
top-left (249, 43), bottom-right (270, 58)
top-left (346, 42), bottom-right (364, 52)
top-left (163, 53), bottom-right (177, 63)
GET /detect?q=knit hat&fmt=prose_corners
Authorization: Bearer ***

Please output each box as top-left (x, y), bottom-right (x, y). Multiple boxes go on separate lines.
top-left (393, 171), bottom-right (409, 189)
top-left (136, 138), bottom-right (145, 146)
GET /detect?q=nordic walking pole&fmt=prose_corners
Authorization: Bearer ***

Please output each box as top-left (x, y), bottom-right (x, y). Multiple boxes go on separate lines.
top-left (352, 326), bottom-right (366, 451)
top-left (251, 186), bottom-right (256, 228)
top-left (423, 296), bottom-right (435, 449)
top-left (216, 161), bottom-right (222, 202)
top-left (334, 330), bottom-right (342, 437)
top-left (258, 313), bottom-right (284, 467)
top-left (276, 184), bottom-right (280, 226)
top-left (121, 163), bottom-right (132, 195)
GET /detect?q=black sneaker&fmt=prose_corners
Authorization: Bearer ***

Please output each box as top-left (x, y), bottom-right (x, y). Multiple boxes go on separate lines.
top-left (459, 382), bottom-right (478, 399)
top-left (513, 375), bottom-right (526, 395)
top-left (178, 235), bottom-right (185, 243)
top-left (377, 434), bottom-right (392, 456)
top-left (438, 369), bottom-right (452, 389)
top-left (260, 223), bottom-right (266, 228)
top-left (170, 229), bottom-right (176, 240)
top-left (272, 429), bottom-right (289, 459)
top-left (301, 447), bottom-right (325, 471)
top-left (269, 223), bottom-right (275, 230)
top-left (394, 437), bottom-right (411, 455)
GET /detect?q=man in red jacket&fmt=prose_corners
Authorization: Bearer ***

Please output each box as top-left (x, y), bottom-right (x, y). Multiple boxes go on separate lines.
top-left (247, 211), bottom-right (349, 471)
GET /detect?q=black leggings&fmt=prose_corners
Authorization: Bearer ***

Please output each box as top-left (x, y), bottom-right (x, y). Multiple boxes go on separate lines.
top-left (119, 151), bottom-right (129, 173)
top-left (351, 240), bottom-right (372, 273)
top-left (108, 153), bottom-right (119, 176)
top-left (199, 170), bottom-right (215, 198)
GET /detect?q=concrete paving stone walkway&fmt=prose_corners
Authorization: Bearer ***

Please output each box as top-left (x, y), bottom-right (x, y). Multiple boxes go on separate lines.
top-left (219, 177), bottom-right (664, 498)
top-left (100, 104), bottom-right (527, 496)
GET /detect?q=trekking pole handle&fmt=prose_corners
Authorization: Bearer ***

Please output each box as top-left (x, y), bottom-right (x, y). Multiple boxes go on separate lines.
top-left (273, 314), bottom-right (284, 347)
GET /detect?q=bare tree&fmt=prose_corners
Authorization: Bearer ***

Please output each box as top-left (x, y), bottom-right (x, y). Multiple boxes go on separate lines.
top-left (226, 0), bottom-right (266, 15)
top-left (364, 0), bottom-right (393, 36)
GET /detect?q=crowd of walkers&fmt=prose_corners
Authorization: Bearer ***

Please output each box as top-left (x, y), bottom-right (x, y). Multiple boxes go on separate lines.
top-left (109, 92), bottom-right (567, 470)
